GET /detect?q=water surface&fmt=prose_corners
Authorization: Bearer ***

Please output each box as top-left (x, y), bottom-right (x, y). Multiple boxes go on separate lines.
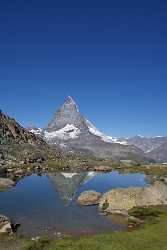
top-left (0, 171), bottom-right (148, 236)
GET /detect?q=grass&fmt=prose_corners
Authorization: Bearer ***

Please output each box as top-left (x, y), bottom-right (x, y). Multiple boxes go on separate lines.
top-left (18, 206), bottom-right (167, 250)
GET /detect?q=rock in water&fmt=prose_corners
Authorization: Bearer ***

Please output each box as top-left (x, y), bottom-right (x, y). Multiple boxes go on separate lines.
top-left (0, 215), bottom-right (12, 234)
top-left (99, 181), bottom-right (167, 215)
top-left (77, 190), bottom-right (101, 205)
top-left (0, 178), bottom-right (15, 190)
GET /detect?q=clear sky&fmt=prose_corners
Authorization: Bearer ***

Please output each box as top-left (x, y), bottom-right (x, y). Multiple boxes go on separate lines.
top-left (0, 0), bottom-right (167, 137)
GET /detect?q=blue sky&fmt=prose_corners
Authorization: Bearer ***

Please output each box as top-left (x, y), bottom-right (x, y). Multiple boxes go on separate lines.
top-left (0, 0), bottom-right (167, 137)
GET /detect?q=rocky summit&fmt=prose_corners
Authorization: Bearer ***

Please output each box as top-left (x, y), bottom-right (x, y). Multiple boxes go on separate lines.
top-left (29, 96), bottom-right (152, 163)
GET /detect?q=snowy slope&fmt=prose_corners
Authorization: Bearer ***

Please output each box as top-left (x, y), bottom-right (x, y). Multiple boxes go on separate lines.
top-left (44, 124), bottom-right (80, 140)
top-left (85, 119), bottom-right (127, 145)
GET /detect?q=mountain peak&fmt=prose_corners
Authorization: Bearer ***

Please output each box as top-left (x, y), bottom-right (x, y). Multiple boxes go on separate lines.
top-left (65, 96), bottom-right (76, 105)
top-left (45, 96), bottom-right (85, 132)
top-left (62, 96), bottom-right (79, 112)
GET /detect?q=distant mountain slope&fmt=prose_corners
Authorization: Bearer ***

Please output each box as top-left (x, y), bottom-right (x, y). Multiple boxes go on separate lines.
top-left (29, 96), bottom-right (152, 163)
top-left (123, 135), bottom-right (167, 153)
top-left (147, 142), bottom-right (167, 163)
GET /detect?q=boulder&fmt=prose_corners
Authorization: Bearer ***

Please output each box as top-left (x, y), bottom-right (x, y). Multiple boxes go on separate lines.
top-left (0, 178), bottom-right (15, 190)
top-left (14, 169), bottom-right (24, 176)
top-left (0, 215), bottom-right (12, 234)
top-left (99, 182), bottom-right (167, 215)
top-left (77, 190), bottom-right (101, 206)
top-left (94, 166), bottom-right (112, 172)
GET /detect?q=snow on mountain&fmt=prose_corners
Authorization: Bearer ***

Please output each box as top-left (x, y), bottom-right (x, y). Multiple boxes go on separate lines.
top-left (85, 119), bottom-right (127, 145)
top-left (29, 127), bottom-right (43, 135)
top-left (29, 97), bottom-right (127, 145)
top-left (44, 124), bottom-right (80, 141)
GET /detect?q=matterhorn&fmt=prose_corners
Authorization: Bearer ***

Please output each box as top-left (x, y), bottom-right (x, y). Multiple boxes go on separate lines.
top-left (30, 96), bottom-right (151, 163)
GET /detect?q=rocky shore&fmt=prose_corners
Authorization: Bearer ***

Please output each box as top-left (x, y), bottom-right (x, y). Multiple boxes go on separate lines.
top-left (99, 181), bottom-right (167, 215)
top-left (0, 215), bottom-right (12, 234)
top-left (77, 180), bottom-right (167, 218)
top-left (0, 178), bottom-right (15, 190)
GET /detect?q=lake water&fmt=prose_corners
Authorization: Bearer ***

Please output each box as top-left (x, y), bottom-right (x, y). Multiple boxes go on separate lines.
top-left (0, 171), bottom-right (148, 236)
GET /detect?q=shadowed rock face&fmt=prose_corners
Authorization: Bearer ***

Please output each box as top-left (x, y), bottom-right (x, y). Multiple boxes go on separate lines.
top-left (47, 172), bottom-right (96, 204)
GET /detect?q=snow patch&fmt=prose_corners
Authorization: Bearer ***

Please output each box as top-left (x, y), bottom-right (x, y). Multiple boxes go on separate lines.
top-left (44, 124), bottom-right (80, 140)
top-left (29, 128), bottom-right (42, 135)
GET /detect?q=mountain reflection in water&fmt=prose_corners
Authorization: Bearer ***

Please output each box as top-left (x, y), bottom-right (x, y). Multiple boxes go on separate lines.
top-left (47, 172), bottom-right (96, 204)
top-left (0, 171), bottom-right (148, 236)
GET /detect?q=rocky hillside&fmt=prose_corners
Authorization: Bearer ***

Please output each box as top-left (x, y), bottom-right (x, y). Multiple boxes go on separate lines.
top-left (0, 110), bottom-right (109, 169)
top-left (0, 110), bottom-right (45, 146)
top-left (147, 142), bottom-right (167, 163)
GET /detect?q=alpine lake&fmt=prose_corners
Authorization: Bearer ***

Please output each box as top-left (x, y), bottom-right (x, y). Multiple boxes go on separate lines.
top-left (0, 170), bottom-right (149, 237)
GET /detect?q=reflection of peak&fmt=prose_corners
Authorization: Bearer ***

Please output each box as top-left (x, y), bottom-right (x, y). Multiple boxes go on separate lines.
top-left (61, 172), bottom-right (78, 178)
top-left (83, 171), bottom-right (97, 184)
top-left (47, 172), bottom-right (96, 204)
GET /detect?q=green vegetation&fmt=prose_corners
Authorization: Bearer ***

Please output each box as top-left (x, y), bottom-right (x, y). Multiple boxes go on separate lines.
top-left (129, 206), bottom-right (164, 219)
top-left (113, 164), bottom-right (167, 179)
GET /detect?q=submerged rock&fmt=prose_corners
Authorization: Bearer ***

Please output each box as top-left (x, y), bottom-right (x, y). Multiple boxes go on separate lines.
top-left (0, 178), bottom-right (15, 190)
top-left (77, 190), bottom-right (101, 205)
top-left (0, 215), bottom-right (12, 234)
top-left (99, 182), bottom-right (167, 215)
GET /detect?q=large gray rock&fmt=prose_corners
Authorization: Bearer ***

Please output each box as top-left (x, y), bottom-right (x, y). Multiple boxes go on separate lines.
top-left (0, 178), bottom-right (15, 190)
top-left (0, 215), bottom-right (12, 234)
top-left (77, 190), bottom-right (101, 205)
top-left (99, 182), bottom-right (167, 214)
